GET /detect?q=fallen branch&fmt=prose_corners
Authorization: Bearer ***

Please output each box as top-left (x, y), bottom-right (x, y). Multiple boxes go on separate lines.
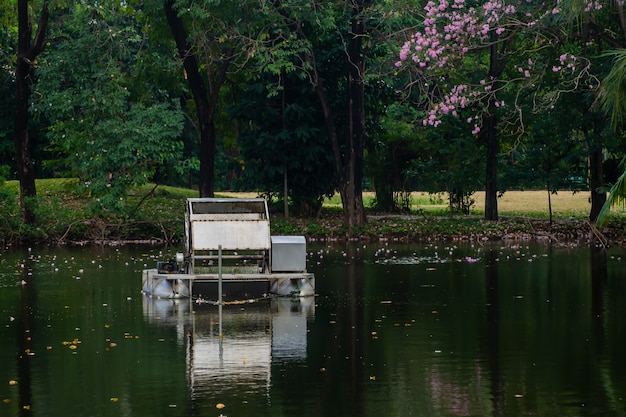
top-left (587, 220), bottom-right (609, 247)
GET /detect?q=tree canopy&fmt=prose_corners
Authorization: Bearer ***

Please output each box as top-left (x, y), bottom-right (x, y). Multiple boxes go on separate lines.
top-left (2, 0), bottom-right (626, 230)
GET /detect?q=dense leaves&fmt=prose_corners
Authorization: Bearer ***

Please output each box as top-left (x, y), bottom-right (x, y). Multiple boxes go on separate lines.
top-left (3, 0), bottom-right (626, 230)
top-left (34, 2), bottom-right (184, 214)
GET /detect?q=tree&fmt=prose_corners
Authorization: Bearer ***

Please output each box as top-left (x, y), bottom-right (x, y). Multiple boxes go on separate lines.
top-left (14, 0), bottom-right (49, 223)
top-left (395, 0), bottom-right (595, 221)
top-left (597, 51), bottom-right (626, 226)
top-left (554, 0), bottom-right (626, 225)
top-left (409, 114), bottom-right (483, 214)
top-left (165, 0), bottom-right (220, 197)
top-left (265, 0), bottom-right (409, 228)
top-left (505, 107), bottom-right (588, 223)
top-left (164, 0), bottom-right (267, 198)
top-left (368, 102), bottom-right (422, 213)
top-left (35, 2), bottom-right (184, 214)
top-left (229, 73), bottom-right (336, 216)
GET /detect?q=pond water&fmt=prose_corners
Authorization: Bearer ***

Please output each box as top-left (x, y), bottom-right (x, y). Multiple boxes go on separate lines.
top-left (0, 241), bottom-right (625, 417)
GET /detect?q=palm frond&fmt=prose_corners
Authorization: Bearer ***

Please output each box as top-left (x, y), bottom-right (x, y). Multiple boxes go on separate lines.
top-left (596, 166), bottom-right (626, 227)
top-left (599, 50), bottom-right (626, 131)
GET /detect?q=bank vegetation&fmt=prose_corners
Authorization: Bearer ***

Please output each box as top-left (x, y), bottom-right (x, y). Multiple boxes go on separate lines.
top-left (2, 179), bottom-right (626, 247)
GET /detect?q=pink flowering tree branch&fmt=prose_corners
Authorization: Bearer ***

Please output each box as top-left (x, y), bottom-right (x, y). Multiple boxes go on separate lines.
top-left (395, 0), bottom-right (596, 137)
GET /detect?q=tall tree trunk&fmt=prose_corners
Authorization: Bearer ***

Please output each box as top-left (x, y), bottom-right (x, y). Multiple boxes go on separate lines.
top-left (340, 0), bottom-right (368, 229)
top-left (14, 0), bottom-right (49, 224)
top-left (165, 0), bottom-right (230, 198)
top-left (272, 0), bottom-right (369, 230)
top-left (588, 129), bottom-right (606, 222)
top-left (483, 31), bottom-right (508, 221)
top-left (483, 107), bottom-right (499, 221)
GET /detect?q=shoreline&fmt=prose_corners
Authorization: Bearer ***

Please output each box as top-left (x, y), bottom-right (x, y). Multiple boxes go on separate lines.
top-left (37, 214), bottom-right (623, 248)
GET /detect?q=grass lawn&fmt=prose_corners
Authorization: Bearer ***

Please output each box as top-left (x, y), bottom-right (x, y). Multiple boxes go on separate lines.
top-left (321, 190), bottom-right (626, 219)
top-left (11, 180), bottom-right (626, 220)
top-left (4, 179), bottom-right (626, 244)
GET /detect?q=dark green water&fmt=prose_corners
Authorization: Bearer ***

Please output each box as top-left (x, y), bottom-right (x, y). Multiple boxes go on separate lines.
top-left (1, 242), bottom-right (625, 416)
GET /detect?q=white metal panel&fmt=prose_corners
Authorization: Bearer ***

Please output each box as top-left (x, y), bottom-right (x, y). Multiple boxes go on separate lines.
top-left (271, 236), bottom-right (306, 272)
top-left (191, 221), bottom-right (271, 250)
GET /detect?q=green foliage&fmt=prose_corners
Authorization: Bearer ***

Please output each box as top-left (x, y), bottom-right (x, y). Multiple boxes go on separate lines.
top-left (597, 165), bottom-right (626, 227)
top-left (34, 2), bottom-right (184, 214)
top-left (368, 102), bottom-right (421, 212)
top-left (502, 98), bottom-right (589, 194)
top-left (600, 50), bottom-right (626, 132)
top-left (0, 166), bottom-right (21, 242)
top-left (407, 114), bottom-right (483, 215)
top-left (229, 73), bottom-right (336, 216)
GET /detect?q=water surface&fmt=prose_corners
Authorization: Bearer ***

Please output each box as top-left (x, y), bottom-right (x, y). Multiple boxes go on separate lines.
top-left (0, 242), bottom-right (625, 416)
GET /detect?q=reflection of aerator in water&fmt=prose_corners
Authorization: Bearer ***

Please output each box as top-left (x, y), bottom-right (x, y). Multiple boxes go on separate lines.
top-left (141, 295), bottom-right (314, 398)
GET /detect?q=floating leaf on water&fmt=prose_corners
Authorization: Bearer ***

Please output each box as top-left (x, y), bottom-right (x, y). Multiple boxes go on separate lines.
top-left (110, 397), bottom-right (119, 402)
top-left (369, 376), bottom-right (376, 381)
top-left (514, 394), bottom-right (524, 398)
top-left (3, 399), bottom-right (10, 403)
top-left (216, 403), bottom-right (226, 409)
top-left (8, 380), bottom-right (18, 385)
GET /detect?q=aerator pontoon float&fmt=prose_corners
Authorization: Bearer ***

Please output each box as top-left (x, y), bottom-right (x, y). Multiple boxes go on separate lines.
top-left (142, 198), bottom-right (315, 299)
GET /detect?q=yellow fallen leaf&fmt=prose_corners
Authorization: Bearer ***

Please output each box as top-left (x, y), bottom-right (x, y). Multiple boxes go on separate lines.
top-left (216, 403), bottom-right (226, 409)
top-left (110, 397), bottom-right (119, 402)
top-left (8, 380), bottom-right (18, 385)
